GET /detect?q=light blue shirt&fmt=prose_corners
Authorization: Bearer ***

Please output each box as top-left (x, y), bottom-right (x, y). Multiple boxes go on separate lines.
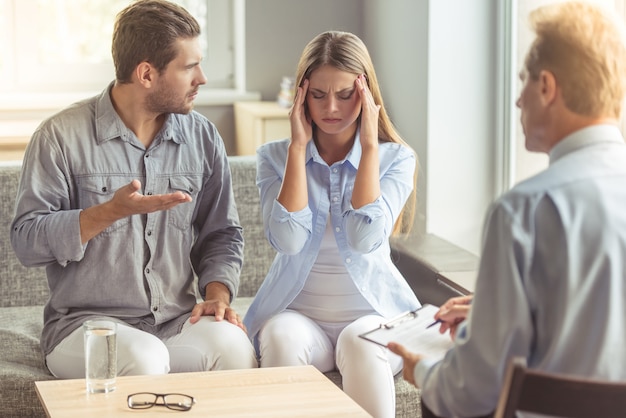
top-left (243, 136), bottom-right (421, 348)
top-left (11, 83), bottom-right (243, 355)
top-left (416, 125), bottom-right (626, 417)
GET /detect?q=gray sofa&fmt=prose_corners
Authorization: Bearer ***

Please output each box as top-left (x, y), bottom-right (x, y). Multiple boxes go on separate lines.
top-left (0, 155), bottom-right (468, 418)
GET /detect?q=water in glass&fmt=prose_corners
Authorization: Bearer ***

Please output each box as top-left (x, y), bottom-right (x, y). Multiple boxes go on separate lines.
top-left (84, 320), bottom-right (117, 393)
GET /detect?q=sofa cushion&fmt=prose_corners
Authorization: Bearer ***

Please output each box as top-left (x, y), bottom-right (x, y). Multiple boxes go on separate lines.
top-left (0, 163), bottom-right (49, 308)
top-left (228, 156), bottom-right (277, 298)
top-left (0, 305), bottom-right (52, 417)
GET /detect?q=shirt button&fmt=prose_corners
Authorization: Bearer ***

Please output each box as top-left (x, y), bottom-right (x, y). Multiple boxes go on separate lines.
top-left (147, 192), bottom-right (153, 196)
top-left (101, 187), bottom-right (107, 192)
top-left (332, 168), bottom-right (338, 173)
top-left (345, 258), bottom-right (352, 263)
top-left (335, 227), bottom-right (340, 232)
top-left (152, 306), bottom-right (158, 312)
top-left (146, 268), bottom-right (150, 274)
top-left (333, 196), bottom-right (338, 202)
top-left (147, 231), bottom-right (152, 236)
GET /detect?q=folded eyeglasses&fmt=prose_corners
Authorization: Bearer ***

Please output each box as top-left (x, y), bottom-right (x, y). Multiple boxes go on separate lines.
top-left (127, 392), bottom-right (196, 411)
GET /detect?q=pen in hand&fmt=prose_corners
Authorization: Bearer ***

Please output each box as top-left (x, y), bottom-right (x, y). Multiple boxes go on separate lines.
top-left (426, 319), bottom-right (442, 329)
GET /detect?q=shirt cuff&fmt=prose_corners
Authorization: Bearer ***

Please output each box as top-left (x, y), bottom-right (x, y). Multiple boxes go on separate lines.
top-left (348, 196), bottom-right (384, 221)
top-left (271, 198), bottom-right (312, 226)
top-left (415, 356), bottom-right (440, 388)
top-left (49, 209), bottom-right (86, 266)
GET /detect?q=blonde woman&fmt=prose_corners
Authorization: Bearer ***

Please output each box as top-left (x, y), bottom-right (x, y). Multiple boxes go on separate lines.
top-left (243, 31), bottom-right (420, 418)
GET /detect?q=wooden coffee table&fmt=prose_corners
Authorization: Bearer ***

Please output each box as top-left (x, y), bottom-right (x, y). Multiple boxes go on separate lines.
top-left (35, 365), bottom-right (372, 417)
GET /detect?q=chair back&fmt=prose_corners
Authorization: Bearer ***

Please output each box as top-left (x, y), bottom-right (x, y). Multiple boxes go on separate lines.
top-left (494, 357), bottom-right (626, 418)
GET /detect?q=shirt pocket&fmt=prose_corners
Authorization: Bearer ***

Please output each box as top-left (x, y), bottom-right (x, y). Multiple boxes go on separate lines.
top-left (167, 175), bottom-right (202, 230)
top-left (76, 175), bottom-right (132, 233)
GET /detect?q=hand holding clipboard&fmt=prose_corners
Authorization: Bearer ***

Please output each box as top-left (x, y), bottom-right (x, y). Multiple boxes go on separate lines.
top-left (359, 304), bottom-right (454, 360)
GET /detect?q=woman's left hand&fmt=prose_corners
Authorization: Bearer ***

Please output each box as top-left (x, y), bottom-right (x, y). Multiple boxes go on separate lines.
top-left (356, 74), bottom-right (380, 148)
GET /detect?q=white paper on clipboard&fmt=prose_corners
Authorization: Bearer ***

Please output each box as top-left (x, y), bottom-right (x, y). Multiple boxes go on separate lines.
top-left (359, 304), bottom-right (453, 360)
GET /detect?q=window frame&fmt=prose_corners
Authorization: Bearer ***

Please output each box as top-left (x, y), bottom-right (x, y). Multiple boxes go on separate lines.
top-left (0, 0), bottom-right (251, 109)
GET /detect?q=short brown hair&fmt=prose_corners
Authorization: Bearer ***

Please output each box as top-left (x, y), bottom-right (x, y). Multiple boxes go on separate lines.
top-left (112, 0), bottom-right (201, 83)
top-left (525, 2), bottom-right (626, 119)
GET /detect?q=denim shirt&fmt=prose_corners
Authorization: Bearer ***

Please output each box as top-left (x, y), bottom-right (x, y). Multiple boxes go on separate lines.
top-left (243, 136), bottom-right (421, 347)
top-left (10, 83), bottom-right (244, 355)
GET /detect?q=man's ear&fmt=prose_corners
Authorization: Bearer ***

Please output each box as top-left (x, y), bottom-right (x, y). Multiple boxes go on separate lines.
top-left (538, 70), bottom-right (558, 106)
top-left (135, 62), bottom-right (154, 88)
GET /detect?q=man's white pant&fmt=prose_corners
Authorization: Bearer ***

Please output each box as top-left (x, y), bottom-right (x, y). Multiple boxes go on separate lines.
top-left (47, 316), bottom-right (258, 378)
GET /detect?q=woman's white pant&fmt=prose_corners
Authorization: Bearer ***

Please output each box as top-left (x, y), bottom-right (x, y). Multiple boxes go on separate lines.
top-left (259, 310), bottom-right (402, 418)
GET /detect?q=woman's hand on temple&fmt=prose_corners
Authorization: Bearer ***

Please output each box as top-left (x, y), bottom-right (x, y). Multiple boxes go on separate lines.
top-left (289, 79), bottom-right (313, 147)
top-left (356, 74), bottom-right (380, 149)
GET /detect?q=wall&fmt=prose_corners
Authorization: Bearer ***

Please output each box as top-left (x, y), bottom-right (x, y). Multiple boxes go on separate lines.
top-left (425, 0), bottom-right (497, 254)
top-left (244, 0), bottom-right (363, 101)
top-left (228, 0), bottom-right (497, 255)
top-left (362, 0), bottom-right (430, 237)
top-left (361, 0), bottom-right (497, 255)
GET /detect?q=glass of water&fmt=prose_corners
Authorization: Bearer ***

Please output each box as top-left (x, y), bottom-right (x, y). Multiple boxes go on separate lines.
top-left (83, 319), bottom-right (117, 394)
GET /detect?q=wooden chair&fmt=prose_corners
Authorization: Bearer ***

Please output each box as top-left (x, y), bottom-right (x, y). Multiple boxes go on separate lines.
top-left (494, 357), bottom-right (626, 418)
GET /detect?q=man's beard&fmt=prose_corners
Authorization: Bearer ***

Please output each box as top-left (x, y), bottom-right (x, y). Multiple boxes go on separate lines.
top-left (145, 86), bottom-right (194, 115)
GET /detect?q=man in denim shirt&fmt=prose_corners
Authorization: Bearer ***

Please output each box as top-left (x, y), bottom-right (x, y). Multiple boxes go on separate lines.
top-left (10, 0), bottom-right (257, 379)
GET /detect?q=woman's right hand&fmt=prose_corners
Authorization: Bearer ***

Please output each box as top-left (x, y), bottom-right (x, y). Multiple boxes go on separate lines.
top-left (289, 79), bottom-right (313, 146)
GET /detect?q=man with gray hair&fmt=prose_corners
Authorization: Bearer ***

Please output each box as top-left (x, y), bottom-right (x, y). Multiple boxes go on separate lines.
top-left (390, 2), bottom-right (626, 416)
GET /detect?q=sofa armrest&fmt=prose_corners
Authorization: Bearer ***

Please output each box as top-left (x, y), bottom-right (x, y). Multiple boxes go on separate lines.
top-left (390, 233), bottom-right (478, 306)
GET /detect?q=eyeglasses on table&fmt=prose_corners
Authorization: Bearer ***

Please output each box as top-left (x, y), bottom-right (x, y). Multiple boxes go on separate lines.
top-left (127, 392), bottom-right (196, 411)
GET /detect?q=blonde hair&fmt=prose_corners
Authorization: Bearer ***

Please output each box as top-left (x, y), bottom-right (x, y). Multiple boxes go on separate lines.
top-left (525, 1), bottom-right (626, 118)
top-left (295, 30), bottom-right (417, 235)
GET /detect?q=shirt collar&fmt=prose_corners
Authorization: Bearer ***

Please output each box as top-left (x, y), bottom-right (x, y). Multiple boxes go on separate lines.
top-left (305, 129), bottom-right (363, 168)
top-left (94, 81), bottom-right (185, 146)
top-left (549, 124), bottom-right (624, 164)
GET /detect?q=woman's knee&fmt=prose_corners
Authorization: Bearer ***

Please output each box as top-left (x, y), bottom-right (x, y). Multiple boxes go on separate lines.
top-left (259, 312), bottom-right (333, 370)
top-left (336, 316), bottom-right (388, 370)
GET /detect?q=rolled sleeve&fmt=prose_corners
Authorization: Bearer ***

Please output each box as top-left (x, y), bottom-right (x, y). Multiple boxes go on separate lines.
top-left (10, 125), bottom-right (86, 268)
top-left (11, 209), bottom-right (85, 267)
top-left (267, 199), bottom-right (312, 254)
top-left (344, 197), bottom-right (386, 253)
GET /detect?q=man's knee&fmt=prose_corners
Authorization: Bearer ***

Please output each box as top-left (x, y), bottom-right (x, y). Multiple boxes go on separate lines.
top-left (118, 338), bottom-right (170, 376)
top-left (210, 325), bottom-right (257, 370)
top-left (168, 319), bottom-right (257, 372)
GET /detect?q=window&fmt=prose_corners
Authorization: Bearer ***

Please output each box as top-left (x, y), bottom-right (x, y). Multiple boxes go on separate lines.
top-left (0, 0), bottom-right (245, 100)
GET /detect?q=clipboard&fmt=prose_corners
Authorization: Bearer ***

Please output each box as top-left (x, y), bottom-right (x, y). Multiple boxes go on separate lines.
top-left (359, 304), bottom-right (453, 360)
